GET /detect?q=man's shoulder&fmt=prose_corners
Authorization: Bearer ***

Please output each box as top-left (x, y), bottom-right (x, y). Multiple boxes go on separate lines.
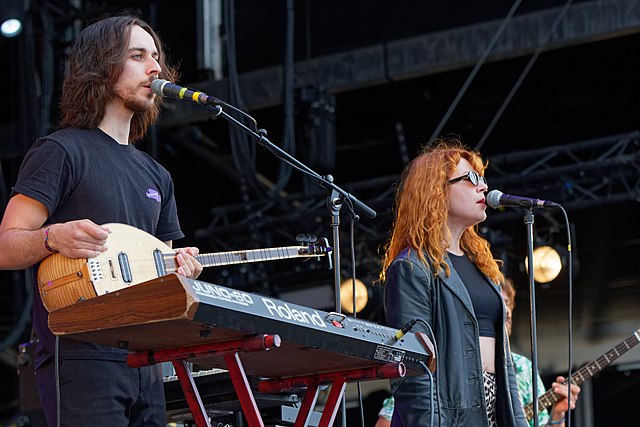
top-left (42, 127), bottom-right (98, 142)
top-left (33, 127), bottom-right (99, 150)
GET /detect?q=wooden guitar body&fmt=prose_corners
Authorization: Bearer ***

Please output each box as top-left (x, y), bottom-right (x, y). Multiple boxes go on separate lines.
top-left (38, 223), bottom-right (175, 311)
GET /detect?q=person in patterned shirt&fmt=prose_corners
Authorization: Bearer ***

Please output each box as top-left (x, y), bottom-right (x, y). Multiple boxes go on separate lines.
top-left (374, 396), bottom-right (394, 427)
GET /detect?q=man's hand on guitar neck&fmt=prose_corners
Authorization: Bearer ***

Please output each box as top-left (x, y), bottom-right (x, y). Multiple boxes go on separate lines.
top-left (549, 375), bottom-right (581, 425)
top-left (174, 247), bottom-right (203, 279)
top-left (46, 220), bottom-right (111, 259)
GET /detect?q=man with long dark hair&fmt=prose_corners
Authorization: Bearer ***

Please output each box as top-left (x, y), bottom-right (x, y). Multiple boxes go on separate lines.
top-left (0, 14), bottom-right (202, 425)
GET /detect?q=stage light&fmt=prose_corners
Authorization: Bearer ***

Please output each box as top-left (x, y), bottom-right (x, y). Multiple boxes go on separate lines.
top-left (340, 278), bottom-right (368, 314)
top-left (525, 245), bottom-right (563, 283)
top-left (1, 18), bottom-right (21, 37)
top-left (1, 0), bottom-right (25, 38)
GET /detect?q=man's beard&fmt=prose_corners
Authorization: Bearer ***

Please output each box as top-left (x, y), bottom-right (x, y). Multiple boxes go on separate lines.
top-left (117, 85), bottom-right (156, 113)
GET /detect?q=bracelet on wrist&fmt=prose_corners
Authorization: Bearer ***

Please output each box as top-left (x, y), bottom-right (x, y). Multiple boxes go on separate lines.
top-left (548, 417), bottom-right (565, 425)
top-left (44, 225), bottom-right (58, 254)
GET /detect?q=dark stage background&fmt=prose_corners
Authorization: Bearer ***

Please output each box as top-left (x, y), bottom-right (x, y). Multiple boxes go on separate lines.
top-left (1, 1), bottom-right (640, 425)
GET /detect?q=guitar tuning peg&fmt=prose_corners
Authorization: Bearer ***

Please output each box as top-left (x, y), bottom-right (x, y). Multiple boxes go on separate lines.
top-left (296, 233), bottom-right (318, 244)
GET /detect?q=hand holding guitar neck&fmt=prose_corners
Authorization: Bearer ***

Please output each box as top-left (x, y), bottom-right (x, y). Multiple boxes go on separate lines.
top-left (174, 247), bottom-right (203, 279)
top-left (523, 326), bottom-right (640, 420)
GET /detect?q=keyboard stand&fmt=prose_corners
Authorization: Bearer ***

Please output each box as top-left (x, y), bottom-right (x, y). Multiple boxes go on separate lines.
top-left (127, 333), bottom-right (406, 427)
top-left (259, 362), bottom-right (406, 427)
top-left (128, 334), bottom-right (281, 427)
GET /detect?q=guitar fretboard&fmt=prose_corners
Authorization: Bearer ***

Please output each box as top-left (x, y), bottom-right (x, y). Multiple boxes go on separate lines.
top-left (197, 247), bottom-right (308, 267)
top-left (524, 329), bottom-right (640, 420)
top-left (159, 246), bottom-right (326, 273)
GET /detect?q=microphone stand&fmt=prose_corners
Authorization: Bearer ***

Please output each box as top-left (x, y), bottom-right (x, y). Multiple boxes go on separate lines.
top-left (327, 186), bottom-right (347, 427)
top-left (328, 186), bottom-right (344, 313)
top-left (523, 208), bottom-right (540, 427)
top-left (208, 104), bottom-right (376, 426)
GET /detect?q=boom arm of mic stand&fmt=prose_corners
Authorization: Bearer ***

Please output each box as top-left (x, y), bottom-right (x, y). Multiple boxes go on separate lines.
top-left (213, 106), bottom-right (377, 220)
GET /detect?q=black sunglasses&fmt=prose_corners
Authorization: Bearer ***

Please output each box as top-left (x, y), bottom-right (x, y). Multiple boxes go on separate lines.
top-left (447, 170), bottom-right (487, 187)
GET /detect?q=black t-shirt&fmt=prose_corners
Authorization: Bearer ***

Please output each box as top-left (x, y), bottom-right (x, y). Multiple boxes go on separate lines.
top-left (449, 252), bottom-right (502, 338)
top-left (12, 127), bottom-right (184, 366)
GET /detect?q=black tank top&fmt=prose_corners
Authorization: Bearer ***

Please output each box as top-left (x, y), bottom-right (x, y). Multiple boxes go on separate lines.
top-left (449, 252), bottom-right (502, 338)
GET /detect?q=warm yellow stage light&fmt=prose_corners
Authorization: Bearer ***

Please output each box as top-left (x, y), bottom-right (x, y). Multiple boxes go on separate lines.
top-left (340, 278), bottom-right (369, 314)
top-left (526, 245), bottom-right (563, 283)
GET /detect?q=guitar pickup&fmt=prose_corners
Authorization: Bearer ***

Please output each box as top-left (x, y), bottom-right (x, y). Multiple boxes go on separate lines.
top-left (153, 249), bottom-right (167, 276)
top-left (117, 252), bottom-right (133, 284)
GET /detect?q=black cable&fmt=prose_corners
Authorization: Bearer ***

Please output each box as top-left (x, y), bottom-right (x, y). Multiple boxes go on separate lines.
top-left (349, 219), bottom-right (358, 319)
top-left (348, 216), bottom-right (366, 427)
top-left (559, 206), bottom-right (574, 427)
top-left (414, 318), bottom-right (440, 427)
top-left (396, 317), bottom-right (439, 427)
top-left (418, 362), bottom-right (436, 427)
top-left (55, 335), bottom-right (60, 427)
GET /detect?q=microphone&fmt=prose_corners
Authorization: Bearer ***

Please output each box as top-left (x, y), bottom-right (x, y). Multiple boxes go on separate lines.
top-left (150, 79), bottom-right (223, 106)
top-left (486, 189), bottom-right (560, 209)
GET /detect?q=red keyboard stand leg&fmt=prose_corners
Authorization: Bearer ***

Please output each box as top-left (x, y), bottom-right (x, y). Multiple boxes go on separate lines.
top-left (224, 352), bottom-right (265, 427)
top-left (317, 378), bottom-right (347, 427)
top-left (293, 382), bottom-right (319, 427)
top-left (258, 363), bottom-right (407, 427)
top-left (126, 335), bottom-right (280, 427)
top-left (172, 360), bottom-right (212, 427)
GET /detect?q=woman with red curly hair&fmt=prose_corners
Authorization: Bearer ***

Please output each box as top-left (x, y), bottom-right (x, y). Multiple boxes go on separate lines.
top-left (381, 138), bottom-right (527, 426)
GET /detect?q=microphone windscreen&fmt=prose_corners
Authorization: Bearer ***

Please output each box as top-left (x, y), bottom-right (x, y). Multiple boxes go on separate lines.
top-left (150, 79), bottom-right (168, 96)
top-left (486, 190), bottom-right (503, 209)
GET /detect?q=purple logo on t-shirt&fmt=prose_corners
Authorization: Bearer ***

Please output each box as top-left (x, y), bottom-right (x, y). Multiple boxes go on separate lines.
top-left (146, 188), bottom-right (161, 203)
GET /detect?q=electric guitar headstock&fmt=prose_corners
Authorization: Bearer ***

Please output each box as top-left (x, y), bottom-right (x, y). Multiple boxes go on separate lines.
top-left (296, 234), bottom-right (333, 269)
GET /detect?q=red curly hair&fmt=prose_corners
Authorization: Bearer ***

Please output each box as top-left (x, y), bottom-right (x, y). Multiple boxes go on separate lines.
top-left (59, 15), bottom-right (178, 142)
top-left (380, 138), bottom-right (503, 284)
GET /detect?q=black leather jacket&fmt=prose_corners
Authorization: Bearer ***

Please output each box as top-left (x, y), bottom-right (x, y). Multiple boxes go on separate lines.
top-left (384, 248), bottom-right (527, 427)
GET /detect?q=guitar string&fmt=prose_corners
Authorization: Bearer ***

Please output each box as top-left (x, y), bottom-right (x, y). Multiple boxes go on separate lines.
top-left (92, 246), bottom-right (322, 276)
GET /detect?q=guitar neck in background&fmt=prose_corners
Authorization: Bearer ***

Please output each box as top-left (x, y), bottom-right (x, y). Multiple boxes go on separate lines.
top-left (525, 328), bottom-right (640, 420)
